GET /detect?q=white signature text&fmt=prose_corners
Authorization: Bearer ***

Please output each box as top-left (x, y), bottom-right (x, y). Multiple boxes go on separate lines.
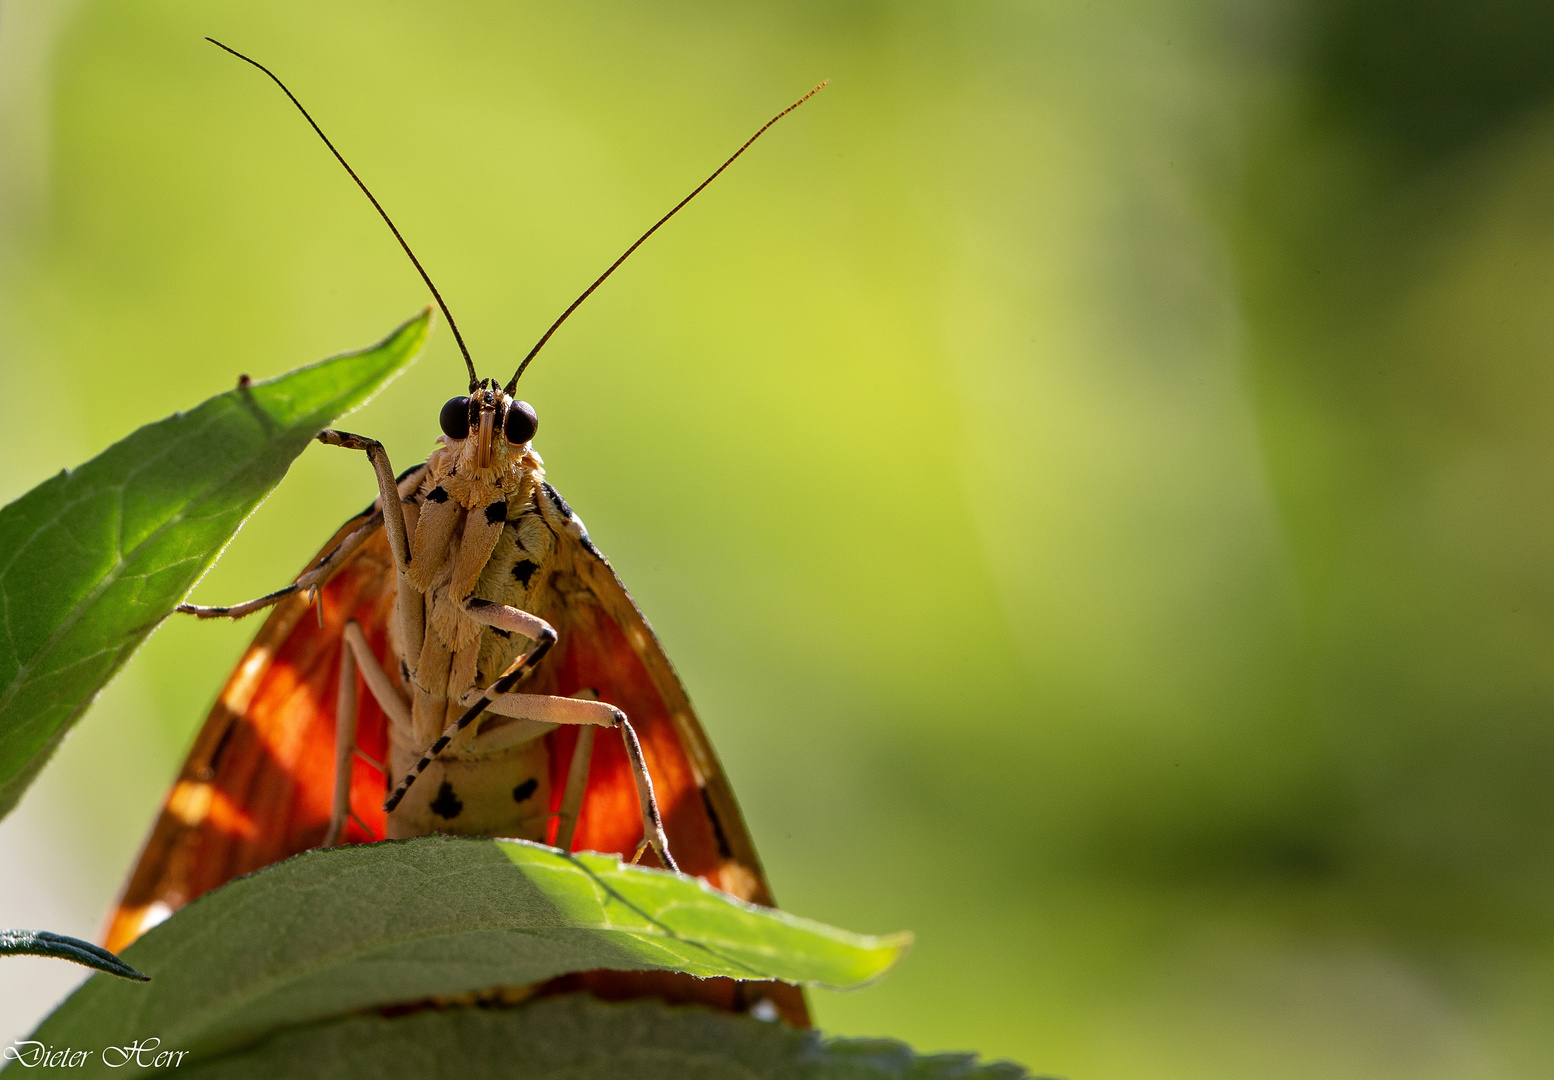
top-left (3, 1039), bottom-right (188, 1068)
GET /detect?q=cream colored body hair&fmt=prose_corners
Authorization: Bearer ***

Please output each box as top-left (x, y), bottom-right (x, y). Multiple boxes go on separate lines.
top-left (386, 435), bottom-right (557, 839)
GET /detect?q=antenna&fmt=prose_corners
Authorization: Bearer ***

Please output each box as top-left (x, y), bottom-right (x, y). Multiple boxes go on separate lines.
top-left (506, 79), bottom-right (830, 392)
top-left (207, 38), bottom-right (481, 392)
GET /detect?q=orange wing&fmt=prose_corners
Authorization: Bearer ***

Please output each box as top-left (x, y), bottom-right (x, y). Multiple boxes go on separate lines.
top-left (526, 483), bottom-right (809, 1024)
top-left (528, 526), bottom-right (768, 899)
top-left (105, 482), bottom-right (807, 1024)
top-left (104, 512), bottom-right (397, 953)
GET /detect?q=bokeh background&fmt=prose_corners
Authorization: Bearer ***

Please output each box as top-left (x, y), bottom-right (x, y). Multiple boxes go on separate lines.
top-left (4, 1), bottom-right (1554, 1076)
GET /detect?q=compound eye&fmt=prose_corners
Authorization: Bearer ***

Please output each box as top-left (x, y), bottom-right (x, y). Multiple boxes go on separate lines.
top-left (504, 400), bottom-right (539, 445)
top-left (439, 396), bottom-right (472, 439)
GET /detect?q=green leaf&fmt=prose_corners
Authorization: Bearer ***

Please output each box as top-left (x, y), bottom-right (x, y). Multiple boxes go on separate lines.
top-left (25, 836), bottom-right (910, 1075)
top-left (0, 929), bottom-right (148, 982)
top-left (0, 310), bottom-right (430, 820)
top-left (174, 996), bottom-right (1036, 1080)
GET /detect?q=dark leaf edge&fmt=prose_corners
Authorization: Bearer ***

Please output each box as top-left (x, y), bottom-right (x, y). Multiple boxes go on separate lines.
top-left (0, 929), bottom-right (149, 982)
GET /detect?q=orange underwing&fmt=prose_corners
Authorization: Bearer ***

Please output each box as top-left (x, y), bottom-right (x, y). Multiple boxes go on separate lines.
top-left (103, 41), bottom-right (825, 1026)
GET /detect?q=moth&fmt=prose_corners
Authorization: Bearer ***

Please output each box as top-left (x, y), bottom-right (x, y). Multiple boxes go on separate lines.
top-left (104, 41), bottom-right (823, 1025)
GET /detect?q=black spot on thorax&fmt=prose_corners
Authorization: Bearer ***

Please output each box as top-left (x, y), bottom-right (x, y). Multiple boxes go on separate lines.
top-left (426, 486), bottom-right (450, 504)
top-left (511, 559), bottom-right (539, 587)
top-left (512, 778), bottom-right (539, 804)
top-left (484, 502), bottom-right (507, 525)
top-left (430, 780), bottom-right (464, 820)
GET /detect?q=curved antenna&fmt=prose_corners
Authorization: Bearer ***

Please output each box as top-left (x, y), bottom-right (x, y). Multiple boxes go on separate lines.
top-left (507, 79), bottom-right (829, 392)
top-left (207, 38), bottom-right (480, 392)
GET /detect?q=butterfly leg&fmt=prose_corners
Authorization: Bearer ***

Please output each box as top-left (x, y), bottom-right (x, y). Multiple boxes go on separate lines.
top-left (322, 627), bottom-right (359, 848)
top-left (467, 691), bottom-right (675, 871)
top-left (177, 460), bottom-right (427, 622)
top-left (384, 597), bottom-right (678, 871)
top-left (312, 431), bottom-right (412, 570)
top-left (462, 599), bottom-right (675, 870)
top-left (447, 688), bottom-right (597, 851)
top-left (313, 431), bottom-right (425, 663)
top-left (555, 725), bottom-right (596, 852)
top-left (324, 620), bottom-right (412, 846)
top-left (383, 602), bottom-right (558, 813)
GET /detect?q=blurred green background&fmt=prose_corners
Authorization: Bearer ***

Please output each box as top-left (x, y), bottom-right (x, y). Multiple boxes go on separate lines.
top-left (4, 0), bottom-right (1554, 1075)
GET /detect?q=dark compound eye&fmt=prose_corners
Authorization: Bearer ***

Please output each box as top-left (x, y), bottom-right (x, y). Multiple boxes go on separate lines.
top-left (504, 399), bottom-right (538, 445)
top-left (439, 396), bottom-right (472, 439)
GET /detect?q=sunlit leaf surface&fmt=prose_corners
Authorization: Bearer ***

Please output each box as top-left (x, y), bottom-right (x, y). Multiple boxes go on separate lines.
top-left (25, 836), bottom-right (910, 1074)
top-left (0, 311), bottom-right (429, 819)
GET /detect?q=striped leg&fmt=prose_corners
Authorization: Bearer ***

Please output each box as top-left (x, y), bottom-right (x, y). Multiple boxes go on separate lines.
top-left (382, 601), bottom-right (557, 814)
top-left (616, 715), bottom-right (676, 871)
top-left (382, 599), bottom-right (679, 872)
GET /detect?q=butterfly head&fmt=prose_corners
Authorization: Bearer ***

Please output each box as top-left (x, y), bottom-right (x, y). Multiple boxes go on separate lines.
top-left (438, 380), bottom-right (538, 475)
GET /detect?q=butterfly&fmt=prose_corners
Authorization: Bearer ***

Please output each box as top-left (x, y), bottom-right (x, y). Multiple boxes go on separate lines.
top-left (103, 39), bottom-right (824, 1026)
